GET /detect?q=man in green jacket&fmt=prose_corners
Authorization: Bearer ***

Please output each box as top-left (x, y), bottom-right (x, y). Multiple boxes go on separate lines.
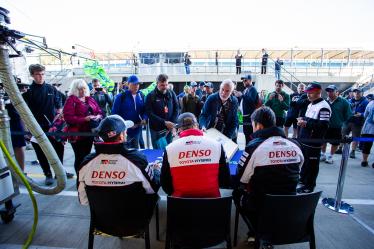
top-left (264, 80), bottom-right (290, 127)
top-left (321, 85), bottom-right (352, 164)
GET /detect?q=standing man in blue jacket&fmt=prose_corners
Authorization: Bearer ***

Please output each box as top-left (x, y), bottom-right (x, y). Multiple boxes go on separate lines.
top-left (112, 75), bottom-right (146, 149)
top-left (240, 75), bottom-right (260, 145)
top-left (145, 74), bottom-right (179, 149)
top-left (199, 79), bottom-right (239, 140)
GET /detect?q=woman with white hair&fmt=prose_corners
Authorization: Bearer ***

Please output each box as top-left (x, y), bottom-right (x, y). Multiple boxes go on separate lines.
top-left (63, 79), bottom-right (102, 173)
top-left (199, 79), bottom-right (239, 140)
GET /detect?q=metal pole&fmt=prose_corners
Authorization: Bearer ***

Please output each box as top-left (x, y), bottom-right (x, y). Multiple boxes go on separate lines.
top-left (322, 138), bottom-right (354, 214)
top-left (146, 120), bottom-right (151, 149)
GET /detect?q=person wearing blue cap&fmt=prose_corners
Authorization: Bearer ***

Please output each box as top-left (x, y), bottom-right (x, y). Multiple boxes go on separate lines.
top-left (240, 75), bottom-right (260, 145)
top-left (195, 81), bottom-right (205, 99)
top-left (77, 115), bottom-right (160, 214)
top-left (320, 85), bottom-right (352, 164)
top-left (112, 75), bottom-right (147, 149)
top-left (297, 82), bottom-right (331, 193)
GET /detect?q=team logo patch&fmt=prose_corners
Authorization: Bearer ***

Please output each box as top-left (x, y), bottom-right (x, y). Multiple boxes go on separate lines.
top-left (185, 140), bottom-right (201, 145)
top-left (273, 141), bottom-right (287, 146)
top-left (101, 160), bottom-right (118, 165)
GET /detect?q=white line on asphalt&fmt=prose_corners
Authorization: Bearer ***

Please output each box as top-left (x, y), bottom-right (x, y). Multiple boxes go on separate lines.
top-left (350, 214), bottom-right (374, 236)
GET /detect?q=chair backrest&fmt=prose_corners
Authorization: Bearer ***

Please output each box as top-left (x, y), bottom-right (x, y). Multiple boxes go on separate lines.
top-left (257, 191), bottom-right (322, 245)
top-left (166, 195), bottom-right (232, 248)
top-left (86, 183), bottom-right (155, 237)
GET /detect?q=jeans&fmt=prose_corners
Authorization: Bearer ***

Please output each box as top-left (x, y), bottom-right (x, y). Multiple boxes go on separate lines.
top-left (185, 64), bottom-right (190, 74)
top-left (275, 70), bottom-right (281, 79)
top-left (150, 129), bottom-right (173, 149)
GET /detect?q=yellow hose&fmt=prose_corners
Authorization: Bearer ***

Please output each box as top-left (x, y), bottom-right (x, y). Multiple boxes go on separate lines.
top-left (0, 140), bottom-right (38, 249)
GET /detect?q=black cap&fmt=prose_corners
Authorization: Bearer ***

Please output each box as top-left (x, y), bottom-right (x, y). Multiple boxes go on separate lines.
top-left (366, 94), bottom-right (374, 100)
top-left (175, 112), bottom-right (198, 129)
top-left (352, 88), bottom-right (362, 92)
top-left (96, 115), bottom-right (134, 140)
top-left (305, 82), bottom-right (322, 92)
top-left (325, 85), bottom-right (337, 91)
top-left (199, 81), bottom-right (206, 86)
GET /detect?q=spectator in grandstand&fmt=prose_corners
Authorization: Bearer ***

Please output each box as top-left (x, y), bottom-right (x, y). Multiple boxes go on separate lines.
top-left (161, 112), bottom-right (230, 197)
top-left (264, 80), bottom-right (290, 127)
top-left (200, 79), bottom-right (239, 140)
top-left (201, 82), bottom-right (214, 103)
top-left (184, 52), bottom-right (192, 74)
top-left (78, 115), bottom-right (159, 214)
top-left (233, 107), bottom-right (304, 243)
top-left (181, 81), bottom-right (202, 119)
top-left (196, 81), bottom-right (205, 99)
top-left (261, 48), bottom-right (269, 74)
top-left (360, 99), bottom-right (374, 168)
top-left (145, 74), bottom-right (179, 149)
top-left (91, 79), bottom-right (113, 117)
top-left (297, 82), bottom-right (331, 193)
top-left (63, 79), bottom-right (103, 174)
top-left (284, 83), bottom-right (305, 138)
top-left (274, 57), bottom-right (284, 80)
top-left (240, 75), bottom-right (260, 145)
top-left (215, 51), bottom-right (219, 74)
top-left (320, 85), bottom-right (352, 164)
top-left (112, 75), bottom-right (146, 149)
top-left (235, 50), bottom-right (243, 74)
top-left (336, 88), bottom-right (369, 158)
top-left (23, 64), bottom-right (72, 185)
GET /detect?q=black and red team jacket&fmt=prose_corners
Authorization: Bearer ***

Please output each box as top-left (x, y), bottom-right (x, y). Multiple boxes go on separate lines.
top-left (161, 128), bottom-right (231, 198)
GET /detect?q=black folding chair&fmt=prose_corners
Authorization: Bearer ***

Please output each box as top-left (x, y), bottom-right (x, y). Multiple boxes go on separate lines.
top-left (85, 184), bottom-right (159, 249)
top-left (234, 191), bottom-right (322, 249)
top-left (165, 195), bottom-right (232, 249)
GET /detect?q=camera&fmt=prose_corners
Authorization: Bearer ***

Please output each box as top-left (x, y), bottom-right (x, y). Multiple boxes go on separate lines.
top-left (95, 87), bottom-right (103, 92)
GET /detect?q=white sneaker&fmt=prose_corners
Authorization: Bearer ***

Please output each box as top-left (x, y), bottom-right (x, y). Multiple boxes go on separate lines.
top-left (325, 155), bottom-right (334, 164)
top-left (320, 154), bottom-right (326, 162)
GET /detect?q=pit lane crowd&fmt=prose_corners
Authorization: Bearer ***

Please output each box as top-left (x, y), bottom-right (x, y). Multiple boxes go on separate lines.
top-left (7, 64), bottom-right (374, 245)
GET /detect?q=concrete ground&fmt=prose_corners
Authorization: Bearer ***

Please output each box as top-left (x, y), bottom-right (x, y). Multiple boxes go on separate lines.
top-left (0, 132), bottom-right (374, 249)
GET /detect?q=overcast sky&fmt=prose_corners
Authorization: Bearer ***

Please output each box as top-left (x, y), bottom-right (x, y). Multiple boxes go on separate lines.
top-left (3, 0), bottom-right (374, 53)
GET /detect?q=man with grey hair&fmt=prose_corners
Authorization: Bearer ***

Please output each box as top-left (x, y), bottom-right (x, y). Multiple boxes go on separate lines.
top-left (199, 79), bottom-right (239, 140)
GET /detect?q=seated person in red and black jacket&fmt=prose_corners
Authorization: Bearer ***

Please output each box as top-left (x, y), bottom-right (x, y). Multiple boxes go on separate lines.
top-left (161, 112), bottom-right (231, 198)
top-left (233, 107), bottom-right (304, 241)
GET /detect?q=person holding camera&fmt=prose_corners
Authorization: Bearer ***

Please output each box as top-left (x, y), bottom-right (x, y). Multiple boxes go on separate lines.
top-left (264, 80), bottom-right (290, 127)
top-left (91, 79), bottom-right (113, 117)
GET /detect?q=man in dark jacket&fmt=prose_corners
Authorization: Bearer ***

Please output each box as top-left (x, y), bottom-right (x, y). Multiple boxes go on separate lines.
top-left (112, 75), bottom-right (146, 149)
top-left (145, 74), bottom-right (178, 149)
top-left (199, 79), bottom-right (239, 140)
top-left (91, 79), bottom-right (113, 117)
top-left (78, 115), bottom-right (159, 219)
top-left (22, 64), bottom-right (72, 185)
top-left (337, 88), bottom-right (368, 158)
top-left (297, 82), bottom-right (331, 193)
top-left (234, 107), bottom-right (304, 243)
top-left (284, 83), bottom-right (305, 138)
top-left (201, 82), bottom-right (214, 103)
top-left (240, 75), bottom-right (259, 145)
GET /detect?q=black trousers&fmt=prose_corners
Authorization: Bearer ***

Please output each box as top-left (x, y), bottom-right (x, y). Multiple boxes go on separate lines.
top-left (31, 137), bottom-right (64, 177)
top-left (243, 124), bottom-right (254, 146)
top-left (71, 137), bottom-right (94, 174)
top-left (236, 66), bottom-right (241, 74)
top-left (276, 117), bottom-right (285, 128)
top-left (300, 144), bottom-right (321, 190)
top-left (261, 64), bottom-right (267, 74)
